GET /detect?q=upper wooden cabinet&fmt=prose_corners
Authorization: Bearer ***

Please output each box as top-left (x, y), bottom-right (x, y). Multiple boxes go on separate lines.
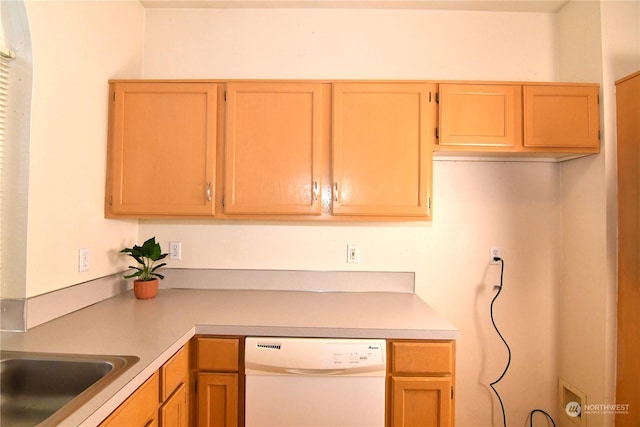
top-left (438, 83), bottom-right (522, 149)
top-left (105, 79), bottom-right (600, 221)
top-left (223, 82), bottom-right (323, 215)
top-left (436, 83), bottom-right (600, 157)
top-left (106, 81), bottom-right (218, 217)
top-left (523, 85), bottom-right (600, 150)
top-left (332, 83), bottom-right (435, 217)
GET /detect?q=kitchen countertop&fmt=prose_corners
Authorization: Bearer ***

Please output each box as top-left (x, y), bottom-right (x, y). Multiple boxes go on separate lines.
top-left (0, 287), bottom-right (458, 426)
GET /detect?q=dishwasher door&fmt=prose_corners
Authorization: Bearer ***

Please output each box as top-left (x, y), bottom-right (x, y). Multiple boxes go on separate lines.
top-left (245, 337), bottom-right (386, 427)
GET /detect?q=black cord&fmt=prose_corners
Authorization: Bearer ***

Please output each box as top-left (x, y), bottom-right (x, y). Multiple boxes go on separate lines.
top-left (489, 258), bottom-right (557, 427)
top-left (529, 409), bottom-right (556, 427)
top-left (489, 257), bottom-right (510, 427)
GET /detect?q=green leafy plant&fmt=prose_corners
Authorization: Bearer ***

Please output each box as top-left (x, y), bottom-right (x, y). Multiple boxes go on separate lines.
top-left (120, 237), bottom-right (168, 281)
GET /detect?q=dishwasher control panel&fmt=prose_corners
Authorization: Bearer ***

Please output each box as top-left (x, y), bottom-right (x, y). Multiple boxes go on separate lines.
top-left (245, 337), bottom-right (386, 375)
top-left (323, 342), bottom-right (385, 368)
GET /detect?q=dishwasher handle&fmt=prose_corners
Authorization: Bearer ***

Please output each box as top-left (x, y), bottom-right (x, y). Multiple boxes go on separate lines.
top-left (285, 368), bottom-right (347, 376)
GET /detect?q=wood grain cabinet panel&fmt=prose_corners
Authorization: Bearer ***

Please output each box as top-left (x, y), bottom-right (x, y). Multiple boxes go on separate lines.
top-left (106, 81), bottom-right (218, 217)
top-left (391, 377), bottom-right (452, 427)
top-left (388, 340), bottom-right (455, 427)
top-left (437, 83), bottom-right (522, 149)
top-left (159, 344), bottom-right (190, 427)
top-left (160, 383), bottom-right (189, 427)
top-left (523, 85), bottom-right (600, 150)
top-left (224, 82), bottom-right (324, 215)
top-left (196, 337), bottom-right (239, 371)
top-left (391, 341), bottom-right (454, 375)
top-left (161, 344), bottom-right (189, 401)
top-left (194, 337), bottom-right (242, 427)
top-left (615, 70), bottom-right (640, 427)
top-left (436, 82), bottom-right (599, 157)
top-left (332, 83), bottom-right (435, 217)
top-left (197, 373), bottom-right (239, 427)
top-left (99, 371), bottom-right (159, 427)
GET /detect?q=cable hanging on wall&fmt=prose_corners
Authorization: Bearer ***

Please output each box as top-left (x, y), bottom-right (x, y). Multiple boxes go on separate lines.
top-left (489, 256), bottom-right (510, 427)
top-left (488, 256), bottom-right (557, 427)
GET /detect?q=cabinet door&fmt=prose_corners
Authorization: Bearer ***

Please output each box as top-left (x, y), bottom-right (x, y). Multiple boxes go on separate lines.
top-left (437, 84), bottom-right (522, 149)
top-left (523, 85), bottom-right (599, 150)
top-left (196, 337), bottom-right (239, 371)
top-left (160, 383), bottom-right (189, 427)
top-left (100, 372), bottom-right (159, 427)
top-left (224, 82), bottom-right (323, 215)
top-left (107, 82), bottom-right (218, 216)
top-left (390, 377), bottom-right (452, 427)
top-left (161, 344), bottom-right (189, 401)
top-left (332, 83), bottom-right (435, 217)
top-left (391, 341), bottom-right (454, 376)
top-left (197, 373), bottom-right (238, 427)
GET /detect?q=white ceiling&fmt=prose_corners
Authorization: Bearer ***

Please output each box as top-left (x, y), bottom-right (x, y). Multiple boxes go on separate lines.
top-left (138, 0), bottom-right (570, 13)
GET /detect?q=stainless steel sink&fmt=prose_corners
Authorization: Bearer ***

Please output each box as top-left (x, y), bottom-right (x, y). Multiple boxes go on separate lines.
top-left (0, 351), bottom-right (139, 427)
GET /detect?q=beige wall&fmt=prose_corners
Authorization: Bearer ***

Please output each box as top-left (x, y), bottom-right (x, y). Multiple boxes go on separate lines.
top-left (557, 1), bottom-right (640, 427)
top-left (24, 0), bottom-right (144, 296)
top-left (140, 7), bottom-right (560, 426)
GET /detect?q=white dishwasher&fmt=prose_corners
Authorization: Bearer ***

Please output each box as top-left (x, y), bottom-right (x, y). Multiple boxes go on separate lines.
top-left (245, 336), bottom-right (386, 427)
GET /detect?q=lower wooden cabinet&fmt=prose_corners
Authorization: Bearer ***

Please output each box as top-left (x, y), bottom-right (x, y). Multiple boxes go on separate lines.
top-left (160, 383), bottom-right (189, 427)
top-left (390, 377), bottom-right (453, 427)
top-left (160, 344), bottom-right (190, 427)
top-left (388, 340), bottom-right (456, 427)
top-left (98, 337), bottom-right (457, 427)
top-left (193, 336), bottom-right (242, 427)
top-left (99, 371), bottom-right (160, 427)
top-left (197, 373), bottom-right (239, 427)
top-left (99, 344), bottom-right (189, 427)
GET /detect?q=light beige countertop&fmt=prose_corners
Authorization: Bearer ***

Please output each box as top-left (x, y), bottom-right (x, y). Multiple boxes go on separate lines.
top-left (1, 285), bottom-right (458, 426)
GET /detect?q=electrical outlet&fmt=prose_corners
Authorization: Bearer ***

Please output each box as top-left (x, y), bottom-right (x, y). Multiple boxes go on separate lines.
top-left (347, 245), bottom-right (360, 263)
top-left (169, 241), bottom-right (182, 260)
top-left (490, 246), bottom-right (502, 264)
top-left (79, 248), bottom-right (90, 272)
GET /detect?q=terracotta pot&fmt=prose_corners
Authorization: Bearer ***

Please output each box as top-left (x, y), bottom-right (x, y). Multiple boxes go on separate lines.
top-left (133, 278), bottom-right (159, 299)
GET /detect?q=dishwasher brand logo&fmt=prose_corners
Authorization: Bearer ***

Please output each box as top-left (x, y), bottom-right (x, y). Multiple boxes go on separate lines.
top-left (368, 345), bottom-right (381, 350)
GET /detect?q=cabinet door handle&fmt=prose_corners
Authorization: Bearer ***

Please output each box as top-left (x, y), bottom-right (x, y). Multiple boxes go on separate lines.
top-left (313, 181), bottom-right (319, 201)
top-left (206, 182), bottom-right (212, 201)
top-left (333, 182), bottom-right (339, 202)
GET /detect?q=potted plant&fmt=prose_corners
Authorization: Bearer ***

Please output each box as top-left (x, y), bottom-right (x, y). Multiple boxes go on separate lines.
top-left (120, 237), bottom-right (168, 299)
